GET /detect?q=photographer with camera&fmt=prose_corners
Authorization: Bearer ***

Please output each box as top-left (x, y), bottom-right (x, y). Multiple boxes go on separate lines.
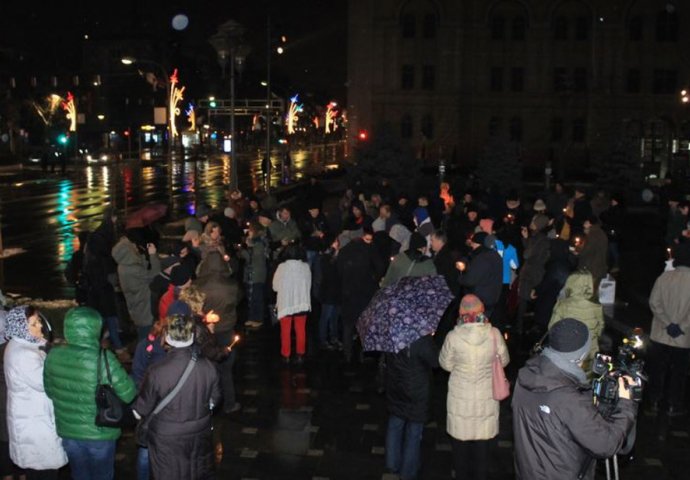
top-left (512, 318), bottom-right (637, 480)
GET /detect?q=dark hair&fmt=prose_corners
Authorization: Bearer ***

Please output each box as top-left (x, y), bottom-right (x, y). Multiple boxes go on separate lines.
top-left (279, 243), bottom-right (307, 263)
top-left (431, 229), bottom-right (448, 244)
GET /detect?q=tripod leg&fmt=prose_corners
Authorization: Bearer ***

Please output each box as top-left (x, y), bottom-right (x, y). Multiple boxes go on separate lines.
top-left (605, 458), bottom-right (611, 480)
top-left (613, 455), bottom-right (619, 480)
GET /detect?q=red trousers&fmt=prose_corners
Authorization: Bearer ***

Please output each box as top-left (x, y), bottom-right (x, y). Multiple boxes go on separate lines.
top-left (280, 314), bottom-right (307, 358)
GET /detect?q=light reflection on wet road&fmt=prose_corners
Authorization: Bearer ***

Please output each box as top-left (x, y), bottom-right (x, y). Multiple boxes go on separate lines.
top-left (0, 145), bottom-right (343, 298)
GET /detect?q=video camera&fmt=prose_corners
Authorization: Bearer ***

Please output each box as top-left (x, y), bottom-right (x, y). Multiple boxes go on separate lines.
top-left (592, 332), bottom-right (647, 405)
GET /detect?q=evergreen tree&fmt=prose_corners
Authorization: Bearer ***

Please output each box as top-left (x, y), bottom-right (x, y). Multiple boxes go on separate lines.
top-left (593, 138), bottom-right (642, 192)
top-left (476, 137), bottom-right (523, 193)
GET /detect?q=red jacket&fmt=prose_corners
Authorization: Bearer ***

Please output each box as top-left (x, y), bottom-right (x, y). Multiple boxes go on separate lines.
top-left (158, 284), bottom-right (176, 321)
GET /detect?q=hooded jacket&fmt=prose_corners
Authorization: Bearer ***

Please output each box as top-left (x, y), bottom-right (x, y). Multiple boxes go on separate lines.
top-left (381, 250), bottom-right (437, 288)
top-left (512, 355), bottom-right (636, 480)
top-left (549, 272), bottom-right (604, 362)
top-left (195, 252), bottom-right (242, 333)
top-left (44, 307), bottom-right (136, 440)
top-left (112, 236), bottom-right (161, 327)
top-left (440, 322), bottom-right (509, 440)
top-left (5, 336), bottom-right (68, 469)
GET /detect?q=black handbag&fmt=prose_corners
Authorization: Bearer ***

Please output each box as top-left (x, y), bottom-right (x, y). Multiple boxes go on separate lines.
top-left (95, 348), bottom-right (132, 428)
top-left (136, 353), bottom-right (197, 447)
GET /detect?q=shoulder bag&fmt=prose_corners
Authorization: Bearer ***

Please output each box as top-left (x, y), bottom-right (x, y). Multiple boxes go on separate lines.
top-left (135, 354), bottom-right (197, 447)
top-left (491, 329), bottom-right (510, 401)
top-left (95, 348), bottom-right (133, 428)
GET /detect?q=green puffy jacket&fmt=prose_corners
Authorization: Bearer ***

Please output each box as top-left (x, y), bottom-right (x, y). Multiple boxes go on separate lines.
top-left (44, 307), bottom-right (136, 441)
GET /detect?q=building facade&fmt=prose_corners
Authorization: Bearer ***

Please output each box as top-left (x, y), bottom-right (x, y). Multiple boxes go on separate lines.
top-left (347, 0), bottom-right (690, 178)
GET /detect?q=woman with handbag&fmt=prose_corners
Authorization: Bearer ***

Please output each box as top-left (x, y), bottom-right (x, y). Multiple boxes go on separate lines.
top-left (439, 295), bottom-right (510, 480)
top-left (44, 307), bottom-right (136, 480)
top-left (4, 306), bottom-right (67, 479)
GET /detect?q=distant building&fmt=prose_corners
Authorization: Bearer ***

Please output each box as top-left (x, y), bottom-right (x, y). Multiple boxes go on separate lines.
top-left (347, 0), bottom-right (690, 179)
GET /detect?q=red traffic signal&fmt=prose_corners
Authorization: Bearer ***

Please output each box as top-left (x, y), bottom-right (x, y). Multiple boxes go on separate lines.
top-left (358, 129), bottom-right (369, 141)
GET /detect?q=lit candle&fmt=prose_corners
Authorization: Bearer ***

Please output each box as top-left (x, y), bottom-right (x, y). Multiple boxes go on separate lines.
top-left (667, 247), bottom-right (673, 259)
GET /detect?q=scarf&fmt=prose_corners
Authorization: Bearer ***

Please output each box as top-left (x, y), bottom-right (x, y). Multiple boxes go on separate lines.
top-left (542, 347), bottom-right (588, 384)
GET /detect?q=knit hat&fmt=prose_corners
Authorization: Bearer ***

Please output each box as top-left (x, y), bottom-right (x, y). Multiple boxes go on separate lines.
top-left (673, 242), bottom-right (690, 268)
top-left (413, 207), bottom-right (429, 226)
top-left (531, 214), bottom-right (550, 232)
top-left (409, 232), bottom-right (427, 251)
top-left (479, 218), bottom-right (494, 234)
top-left (549, 318), bottom-right (591, 362)
top-left (459, 294), bottom-right (487, 323)
top-left (533, 199), bottom-right (547, 212)
top-left (224, 207), bottom-right (236, 218)
top-left (471, 232), bottom-right (488, 246)
top-left (166, 300), bottom-right (192, 318)
top-left (170, 263), bottom-right (194, 286)
top-left (5, 306), bottom-right (43, 344)
top-left (196, 204), bottom-right (210, 219)
top-left (165, 313), bottom-right (195, 348)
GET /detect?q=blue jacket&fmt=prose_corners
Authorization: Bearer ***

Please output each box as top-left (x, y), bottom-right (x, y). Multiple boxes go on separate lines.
top-left (131, 336), bottom-right (167, 388)
top-left (494, 240), bottom-right (519, 285)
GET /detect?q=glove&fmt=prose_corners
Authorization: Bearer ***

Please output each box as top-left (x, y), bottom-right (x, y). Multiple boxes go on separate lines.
top-left (666, 323), bottom-right (685, 338)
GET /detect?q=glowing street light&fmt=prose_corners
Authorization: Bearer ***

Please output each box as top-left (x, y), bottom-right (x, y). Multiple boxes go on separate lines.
top-left (168, 69), bottom-right (186, 138)
top-left (276, 46), bottom-right (284, 54)
top-left (286, 94), bottom-right (303, 135)
top-left (97, 114), bottom-right (105, 121)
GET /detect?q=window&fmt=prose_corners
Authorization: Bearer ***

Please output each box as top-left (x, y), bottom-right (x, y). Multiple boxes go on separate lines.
top-left (656, 11), bottom-right (678, 42)
top-left (512, 16), bottom-right (526, 41)
top-left (573, 67), bottom-right (587, 93)
top-left (422, 65), bottom-right (436, 90)
top-left (629, 16), bottom-right (643, 41)
top-left (401, 115), bottom-right (413, 139)
top-left (553, 67), bottom-right (567, 92)
top-left (653, 69), bottom-right (678, 94)
top-left (491, 15), bottom-right (506, 40)
top-left (401, 65), bottom-right (415, 90)
top-left (511, 67), bottom-right (524, 92)
top-left (423, 13), bottom-right (437, 39)
top-left (626, 69), bottom-right (641, 93)
top-left (491, 67), bottom-right (503, 92)
top-left (551, 117), bottom-right (564, 142)
top-left (510, 117), bottom-right (523, 142)
top-left (554, 17), bottom-right (568, 40)
top-left (421, 114), bottom-right (434, 139)
top-left (573, 118), bottom-right (586, 142)
top-left (575, 16), bottom-right (589, 41)
top-left (402, 13), bottom-right (416, 39)
top-left (489, 116), bottom-right (501, 137)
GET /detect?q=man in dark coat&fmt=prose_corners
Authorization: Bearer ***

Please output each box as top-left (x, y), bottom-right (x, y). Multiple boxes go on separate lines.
top-left (84, 207), bottom-right (126, 355)
top-left (457, 232), bottom-right (503, 317)
top-left (516, 214), bottom-right (551, 334)
top-left (571, 186), bottom-right (593, 236)
top-left (384, 335), bottom-right (439, 480)
top-left (431, 230), bottom-right (460, 297)
top-left (134, 314), bottom-right (221, 480)
top-left (577, 216), bottom-right (609, 293)
top-left (336, 228), bottom-right (385, 362)
top-left (512, 318), bottom-right (637, 480)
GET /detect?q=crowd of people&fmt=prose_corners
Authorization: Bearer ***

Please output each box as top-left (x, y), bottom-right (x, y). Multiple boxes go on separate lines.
top-left (0, 174), bottom-right (687, 480)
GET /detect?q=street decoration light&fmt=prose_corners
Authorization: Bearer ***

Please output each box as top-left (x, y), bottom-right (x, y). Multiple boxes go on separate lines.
top-left (681, 89), bottom-right (689, 103)
top-left (186, 103), bottom-right (196, 131)
top-left (168, 69), bottom-right (185, 138)
top-left (286, 94), bottom-right (303, 135)
top-left (325, 101), bottom-right (338, 134)
top-left (62, 92), bottom-right (77, 132)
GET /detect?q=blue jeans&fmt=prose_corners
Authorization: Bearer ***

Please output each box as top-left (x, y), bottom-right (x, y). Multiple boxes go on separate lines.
top-left (319, 304), bottom-right (339, 344)
top-left (62, 438), bottom-right (116, 480)
top-left (385, 415), bottom-right (424, 480)
top-left (137, 447), bottom-right (149, 480)
top-left (103, 316), bottom-right (124, 350)
top-left (247, 282), bottom-right (265, 324)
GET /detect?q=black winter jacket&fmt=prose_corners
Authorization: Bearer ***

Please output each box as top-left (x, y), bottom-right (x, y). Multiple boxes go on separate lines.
top-left (512, 355), bottom-right (637, 480)
top-left (385, 335), bottom-right (439, 423)
top-left (459, 246), bottom-right (503, 308)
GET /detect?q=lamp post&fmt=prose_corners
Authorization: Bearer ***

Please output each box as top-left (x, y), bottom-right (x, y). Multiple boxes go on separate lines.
top-left (121, 56), bottom-right (171, 158)
top-left (210, 20), bottom-right (250, 190)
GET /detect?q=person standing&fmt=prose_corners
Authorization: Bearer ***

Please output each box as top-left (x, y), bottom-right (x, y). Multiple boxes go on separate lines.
top-left (646, 242), bottom-right (690, 417)
top-left (457, 233), bottom-right (503, 317)
top-left (112, 233), bottom-right (161, 342)
top-left (439, 295), bottom-right (509, 480)
top-left (194, 251), bottom-right (242, 414)
top-left (133, 314), bottom-right (221, 480)
top-left (381, 233), bottom-right (437, 288)
top-left (44, 307), bottom-right (136, 480)
top-left (4, 307), bottom-right (67, 479)
top-left (273, 245), bottom-right (312, 364)
top-left (576, 216), bottom-right (609, 293)
top-left (240, 222), bottom-right (269, 329)
top-left (384, 335), bottom-right (439, 480)
top-left (516, 214), bottom-right (551, 335)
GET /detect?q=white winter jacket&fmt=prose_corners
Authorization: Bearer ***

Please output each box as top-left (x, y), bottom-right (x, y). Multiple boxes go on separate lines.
top-left (439, 322), bottom-right (509, 441)
top-left (272, 259), bottom-right (312, 319)
top-left (4, 338), bottom-right (67, 469)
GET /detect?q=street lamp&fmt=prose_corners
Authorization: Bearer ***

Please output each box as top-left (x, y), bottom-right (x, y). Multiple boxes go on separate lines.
top-left (210, 20), bottom-right (250, 190)
top-left (120, 56), bottom-right (172, 157)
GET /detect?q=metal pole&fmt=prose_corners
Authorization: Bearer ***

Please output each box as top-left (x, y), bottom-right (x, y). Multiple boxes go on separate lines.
top-left (266, 17), bottom-right (272, 193)
top-left (163, 68), bottom-right (172, 159)
top-left (230, 51), bottom-right (237, 189)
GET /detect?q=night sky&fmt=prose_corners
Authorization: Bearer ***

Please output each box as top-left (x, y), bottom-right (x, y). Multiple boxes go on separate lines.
top-left (0, 1), bottom-right (347, 104)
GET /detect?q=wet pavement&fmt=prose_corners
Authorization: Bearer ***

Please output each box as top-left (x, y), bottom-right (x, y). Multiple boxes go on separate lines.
top-left (0, 144), bottom-right (344, 298)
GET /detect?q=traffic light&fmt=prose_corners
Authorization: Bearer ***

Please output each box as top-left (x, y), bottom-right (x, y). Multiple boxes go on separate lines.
top-left (209, 100), bottom-right (217, 108)
top-left (358, 129), bottom-right (369, 141)
top-left (123, 129), bottom-right (130, 137)
top-left (57, 133), bottom-right (69, 145)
